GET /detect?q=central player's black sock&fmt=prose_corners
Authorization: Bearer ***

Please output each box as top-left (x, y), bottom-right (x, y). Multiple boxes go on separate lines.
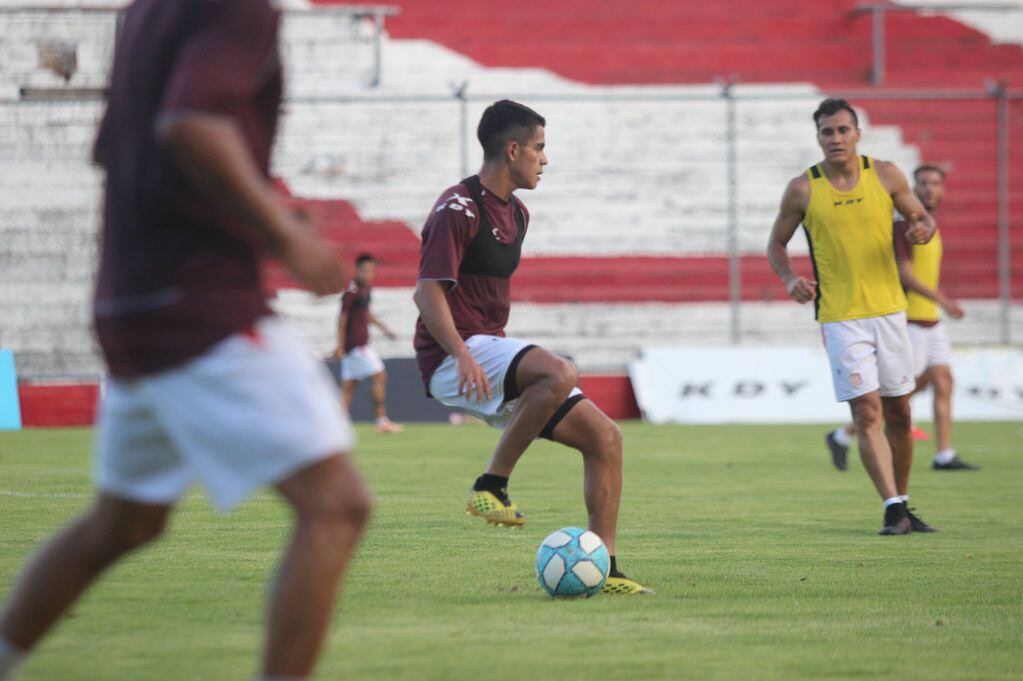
top-left (609, 555), bottom-right (624, 578)
top-left (474, 473), bottom-right (510, 498)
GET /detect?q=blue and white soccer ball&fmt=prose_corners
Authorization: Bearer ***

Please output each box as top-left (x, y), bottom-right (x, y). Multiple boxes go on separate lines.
top-left (535, 527), bottom-right (609, 598)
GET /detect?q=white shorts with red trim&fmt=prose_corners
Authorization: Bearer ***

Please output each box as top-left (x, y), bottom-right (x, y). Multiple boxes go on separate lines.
top-left (821, 311), bottom-right (916, 402)
top-left (94, 316), bottom-right (354, 511)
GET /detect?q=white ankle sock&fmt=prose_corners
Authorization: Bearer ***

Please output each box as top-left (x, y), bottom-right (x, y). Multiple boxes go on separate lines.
top-left (898, 494), bottom-right (909, 503)
top-left (934, 448), bottom-right (956, 465)
top-left (883, 496), bottom-right (903, 508)
top-left (0, 636), bottom-right (25, 681)
top-left (832, 428), bottom-right (852, 447)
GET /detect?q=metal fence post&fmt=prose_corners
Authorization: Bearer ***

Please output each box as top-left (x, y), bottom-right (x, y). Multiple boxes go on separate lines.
top-left (453, 81), bottom-right (470, 178)
top-left (871, 5), bottom-right (886, 86)
top-left (994, 82), bottom-right (1012, 344)
top-left (723, 79), bottom-right (741, 344)
top-left (370, 10), bottom-right (384, 88)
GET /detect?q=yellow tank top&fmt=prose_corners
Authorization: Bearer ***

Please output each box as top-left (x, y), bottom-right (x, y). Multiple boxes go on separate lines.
top-left (802, 156), bottom-right (907, 322)
top-left (906, 229), bottom-right (943, 322)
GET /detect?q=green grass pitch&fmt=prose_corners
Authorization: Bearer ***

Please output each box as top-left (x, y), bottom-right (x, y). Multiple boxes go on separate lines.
top-left (1, 422), bottom-right (1021, 680)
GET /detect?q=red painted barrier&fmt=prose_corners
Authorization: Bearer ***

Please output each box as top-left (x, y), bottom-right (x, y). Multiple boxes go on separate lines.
top-left (18, 383), bottom-right (99, 428)
top-left (15, 376), bottom-right (642, 427)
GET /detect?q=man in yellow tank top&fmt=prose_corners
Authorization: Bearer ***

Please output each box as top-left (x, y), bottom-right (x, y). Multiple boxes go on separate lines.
top-left (825, 166), bottom-right (978, 472)
top-left (767, 98), bottom-right (938, 536)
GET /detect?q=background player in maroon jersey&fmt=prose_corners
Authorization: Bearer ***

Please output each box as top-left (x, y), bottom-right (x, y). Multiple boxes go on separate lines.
top-left (412, 100), bottom-right (650, 595)
top-left (0, 2), bottom-right (370, 680)
top-left (334, 253), bottom-right (403, 433)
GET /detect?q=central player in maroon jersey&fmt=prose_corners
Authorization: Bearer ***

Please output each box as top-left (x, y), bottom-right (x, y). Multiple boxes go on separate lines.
top-left (413, 100), bottom-right (650, 595)
top-left (0, 2), bottom-right (370, 679)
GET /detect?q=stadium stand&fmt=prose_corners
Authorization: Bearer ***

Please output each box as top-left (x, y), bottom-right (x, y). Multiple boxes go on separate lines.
top-left (2, 0), bottom-right (1021, 422)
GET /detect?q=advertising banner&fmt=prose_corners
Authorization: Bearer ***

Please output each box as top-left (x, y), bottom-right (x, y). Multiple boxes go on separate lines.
top-left (629, 346), bottom-right (1023, 424)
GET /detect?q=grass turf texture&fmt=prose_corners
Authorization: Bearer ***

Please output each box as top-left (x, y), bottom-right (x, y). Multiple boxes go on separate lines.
top-left (1, 422), bottom-right (1021, 681)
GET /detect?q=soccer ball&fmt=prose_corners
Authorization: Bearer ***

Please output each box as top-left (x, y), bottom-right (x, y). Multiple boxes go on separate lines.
top-left (535, 527), bottom-right (609, 598)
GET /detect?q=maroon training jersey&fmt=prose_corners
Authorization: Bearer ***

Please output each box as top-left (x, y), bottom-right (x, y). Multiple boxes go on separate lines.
top-left (414, 178), bottom-right (529, 388)
top-left (341, 280), bottom-right (371, 352)
top-left (92, 0), bottom-right (282, 377)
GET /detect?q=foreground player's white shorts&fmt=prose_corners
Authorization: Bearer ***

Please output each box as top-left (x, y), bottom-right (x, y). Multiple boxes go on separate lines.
top-left (95, 316), bottom-right (354, 511)
top-left (341, 344), bottom-right (385, 382)
top-left (907, 321), bottom-right (952, 377)
top-left (821, 311), bottom-right (915, 402)
top-left (429, 334), bottom-right (583, 431)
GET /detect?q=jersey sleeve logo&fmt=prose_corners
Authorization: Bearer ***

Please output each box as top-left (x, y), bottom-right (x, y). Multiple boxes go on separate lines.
top-left (436, 192), bottom-right (476, 218)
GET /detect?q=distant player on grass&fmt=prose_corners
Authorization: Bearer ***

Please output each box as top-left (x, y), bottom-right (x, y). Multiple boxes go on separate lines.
top-left (767, 98), bottom-right (938, 535)
top-left (334, 253), bottom-right (403, 433)
top-left (0, 2), bottom-right (371, 680)
top-left (412, 100), bottom-right (650, 594)
top-left (825, 165), bottom-right (978, 472)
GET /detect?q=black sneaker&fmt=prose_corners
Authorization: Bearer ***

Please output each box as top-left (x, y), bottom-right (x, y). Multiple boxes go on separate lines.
top-left (904, 504), bottom-right (937, 533)
top-left (933, 456), bottom-right (980, 471)
top-left (825, 430), bottom-right (849, 471)
top-left (878, 503), bottom-right (912, 535)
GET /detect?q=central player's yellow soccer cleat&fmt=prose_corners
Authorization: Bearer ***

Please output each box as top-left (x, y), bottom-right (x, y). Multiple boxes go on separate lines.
top-left (602, 576), bottom-right (654, 595)
top-left (466, 489), bottom-right (526, 527)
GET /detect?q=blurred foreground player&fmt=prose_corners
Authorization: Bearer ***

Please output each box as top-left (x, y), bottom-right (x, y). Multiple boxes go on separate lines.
top-left (334, 253), bottom-right (403, 433)
top-left (413, 100), bottom-right (650, 594)
top-left (825, 166), bottom-right (978, 472)
top-left (0, 2), bottom-right (371, 680)
top-left (767, 98), bottom-right (937, 535)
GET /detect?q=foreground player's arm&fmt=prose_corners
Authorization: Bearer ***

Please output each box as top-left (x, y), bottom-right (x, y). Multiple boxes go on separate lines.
top-left (897, 263), bottom-right (965, 319)
top-left (154, 0), bottom-right (346, 295)
top-left (413, 281), bottom-right (491, 402)
top-left (767, 175), bottom-right (816, 304)
top-left (368, 311), bottom-right (397, 340)
top-left (158, 116), bottom-right (345, 296)
top-left (878, 161), bottom-right (936, 244)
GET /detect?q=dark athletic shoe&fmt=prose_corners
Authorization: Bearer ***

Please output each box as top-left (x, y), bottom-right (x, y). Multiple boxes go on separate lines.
top-left (933, 456), bottom-right (980, 471)
top-left (878, 503), bottom-right (912, 535)
top-left (825, 431), bottom-right (849, 471)
top-left (904, 505), bottom-right (937, 533)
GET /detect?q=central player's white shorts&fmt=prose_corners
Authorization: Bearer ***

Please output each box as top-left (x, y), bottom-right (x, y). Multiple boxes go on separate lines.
top-left (821, 311), bottom-right (915, 402)
top-left (429, 334), bottom-right (583, 431)
top-left (95, 316), bottom-right (354, 511)
top-left (341, 344), bottom-right (385, 381)
top-left (907, 321), bottom-right (952, 377)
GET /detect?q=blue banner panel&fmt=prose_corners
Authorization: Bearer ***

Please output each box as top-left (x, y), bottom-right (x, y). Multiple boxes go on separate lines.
top-left (0, 350), bottom-right (22, 430)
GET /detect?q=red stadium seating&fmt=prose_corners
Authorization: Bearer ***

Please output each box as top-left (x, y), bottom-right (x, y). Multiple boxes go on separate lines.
top-left (300, 0), bottom-right (1023, 303)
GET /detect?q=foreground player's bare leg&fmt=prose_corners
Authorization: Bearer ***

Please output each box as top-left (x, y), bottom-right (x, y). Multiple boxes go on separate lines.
top-left (849, 392), bottom-right (898, 500)
top-left (0, 496), bottom-right (171, 651)
top-left (549, 400), bottom-right (623, 554)
top-left (882, 395), bottom-right (913, 496)
top-left (264, 453), bottom-right (370, 678)
top-left (483, 348), bottom-right (576, 477)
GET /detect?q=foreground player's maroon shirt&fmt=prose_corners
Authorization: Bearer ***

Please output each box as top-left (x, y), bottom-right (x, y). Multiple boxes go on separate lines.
top-left (92, 0), bottom-right (282, 377)
top-left (414, 179), bottom-right (529, 388)
top-left (340, 280), bottom-right (371, 352)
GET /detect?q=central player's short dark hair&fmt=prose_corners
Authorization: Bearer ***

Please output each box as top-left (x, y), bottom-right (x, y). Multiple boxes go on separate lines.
top-left (914, 164), bottom-right (946, 180)
top-left (477, 100), bottom-right (546, 161)
top-left (356, 253), bottom-right (376, 266)
top-left (813, 98), bottom-right (859, 129)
